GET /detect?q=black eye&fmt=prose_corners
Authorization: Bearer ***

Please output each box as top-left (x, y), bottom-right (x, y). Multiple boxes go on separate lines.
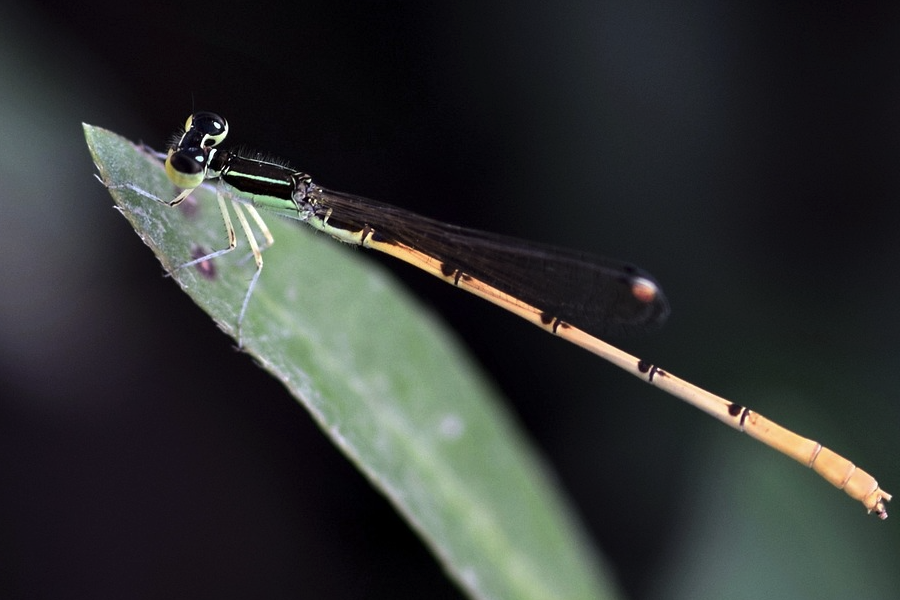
top-left (168, 148), bottom-right (207, 175)
top-left (165, 145), bottom-right (209, 188)
top-left (189, 111), bottom-right (229, 147)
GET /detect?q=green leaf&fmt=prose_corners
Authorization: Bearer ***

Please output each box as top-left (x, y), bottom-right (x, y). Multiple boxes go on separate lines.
top-left (84, 123), bottom-right (621, 600)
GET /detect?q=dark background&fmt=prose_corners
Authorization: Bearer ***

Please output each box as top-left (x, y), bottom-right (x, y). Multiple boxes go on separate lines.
top-left (1, 1), bottom-right (898, 598)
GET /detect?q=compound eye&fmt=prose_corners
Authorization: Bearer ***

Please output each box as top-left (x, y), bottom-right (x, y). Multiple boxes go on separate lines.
top-left (187, 111), bottom-right (229, 147)
top-left (165, 147), bottom-right (208, 189)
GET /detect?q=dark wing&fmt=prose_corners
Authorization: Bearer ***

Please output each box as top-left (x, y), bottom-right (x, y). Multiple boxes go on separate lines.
top-left (311, 187), bottom-right (669, 338)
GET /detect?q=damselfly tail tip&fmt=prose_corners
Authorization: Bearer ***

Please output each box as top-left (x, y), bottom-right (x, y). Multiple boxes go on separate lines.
top-left (866, 488), bottom-right (891, 519)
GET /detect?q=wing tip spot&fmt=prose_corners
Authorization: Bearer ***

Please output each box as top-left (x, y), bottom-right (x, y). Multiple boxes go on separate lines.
top-left (630, 276), bottom-right (660, 304)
